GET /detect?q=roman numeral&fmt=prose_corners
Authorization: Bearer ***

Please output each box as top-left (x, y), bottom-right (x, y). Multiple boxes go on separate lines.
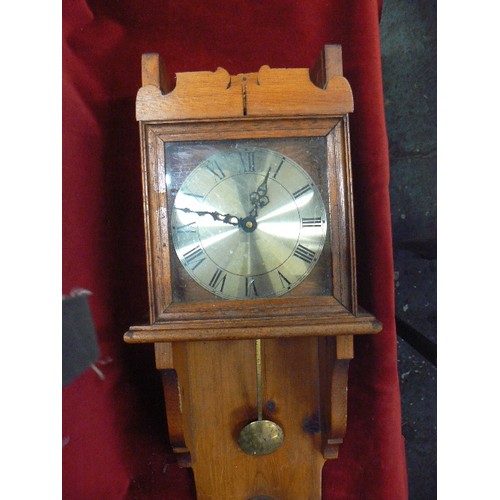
top-left (206, 160), bottom-right (226, 180)
top-left (240, 151), bottom-right (256, 172)
top-left (209, 268), bottom-right (227, 292)
top-left (293, 244), bottom-right (316, 264)
top-left (293, 184), bottom-right (312, 199)
top-left (277, 271), bottom-right (291, 289)
top-left (301, 217), bottom-right (323, 227)
top-left (182, 245), bottom-right (206, 270)
top-left (245, 277), bottom-right (258, 297)
top-left (273, 158), bottom-right (285, 178)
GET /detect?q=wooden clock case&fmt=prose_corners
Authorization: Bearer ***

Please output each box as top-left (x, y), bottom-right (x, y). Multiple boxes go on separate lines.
top-left (124, 45), bottom-right (381, 499)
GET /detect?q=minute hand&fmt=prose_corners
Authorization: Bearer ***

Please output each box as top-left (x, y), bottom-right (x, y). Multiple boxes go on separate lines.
top-left (249, 167), bottom-right (271, 217)
top-left (176, 207), bottom-right (241, 226)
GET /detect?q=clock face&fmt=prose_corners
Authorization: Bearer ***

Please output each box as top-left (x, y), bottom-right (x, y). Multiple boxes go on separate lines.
top-left (170, 147), bottom-right (327, 299)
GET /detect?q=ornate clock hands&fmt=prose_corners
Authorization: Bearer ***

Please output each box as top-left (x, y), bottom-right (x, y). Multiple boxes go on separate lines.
top-left (176, 167), bottom-right (273, 235)
top-left (177, 206), bottom-right (259, 233)
top-left (171, 147), bottom-right (327, 299)
top-left (248, 167), bottom-right (271, 218)
top-left (176, 207), bottom-right (241, 226)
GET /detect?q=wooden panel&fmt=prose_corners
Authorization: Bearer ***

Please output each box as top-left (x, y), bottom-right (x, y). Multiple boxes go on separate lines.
top-left (160, 369), bottom-right (191, 467)
top-left (137, 66), bottom-right (244, 121)
top-left (336, 335), bottom-right (354, 360)
top-left (141, 53), bottom-right (174, 94)
top-left (173, 338), bottom-right (325, 499)
top-left (246, 65), bottom-right (353, 116)
top-left (141, 123), bottom-right (173, 321)
top-left (136, 52), bottom-right (352, 122)
top-left (327, 119), bottom-right (356, 312)
top-left (318, 337), bottom-right (353, 459)
top-left (147, 116), bottom-right (339, 141)
top-left (154, 342), bottom-right (174, 369)
top-left (310, 44), bottom-right (344, 88)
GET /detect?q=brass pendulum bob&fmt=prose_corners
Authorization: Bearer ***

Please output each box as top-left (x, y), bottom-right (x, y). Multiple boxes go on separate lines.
top-left (238, 339), bottom-right (284, 456)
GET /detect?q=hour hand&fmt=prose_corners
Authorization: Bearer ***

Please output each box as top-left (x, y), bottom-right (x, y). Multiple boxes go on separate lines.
top-left (176, 207), bottom-right (241, 226)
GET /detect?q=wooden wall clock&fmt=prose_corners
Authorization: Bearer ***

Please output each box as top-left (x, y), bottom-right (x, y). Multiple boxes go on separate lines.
top-left (125, 44), bottom-right (382, 499)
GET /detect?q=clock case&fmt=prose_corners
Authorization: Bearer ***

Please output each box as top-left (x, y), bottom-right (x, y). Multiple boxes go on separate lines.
top-left (125, 49), bottom-right (380, 343)
top-left (125, 45), bottom-right (382, 496)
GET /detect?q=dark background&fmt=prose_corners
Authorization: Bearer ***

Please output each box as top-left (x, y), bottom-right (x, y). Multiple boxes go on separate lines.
top-left (380, 0), bottom-right (437, 498)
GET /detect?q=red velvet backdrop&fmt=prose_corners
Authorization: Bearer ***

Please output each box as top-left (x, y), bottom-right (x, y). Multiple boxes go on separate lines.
top-left (62, 0), bottom-right (408, 498)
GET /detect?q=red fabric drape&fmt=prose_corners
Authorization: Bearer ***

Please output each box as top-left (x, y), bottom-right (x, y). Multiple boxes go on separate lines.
top-left (62, 1), bottom-right (407, 498)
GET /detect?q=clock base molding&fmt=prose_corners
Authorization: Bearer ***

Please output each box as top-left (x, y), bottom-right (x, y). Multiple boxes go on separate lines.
top-left (125, 307), bottom-right (381, 343)
top-left (125, 45), bottom-right (382, 499)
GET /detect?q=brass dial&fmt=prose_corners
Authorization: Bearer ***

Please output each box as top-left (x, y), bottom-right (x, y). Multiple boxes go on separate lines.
top-left (171, 147), bottom-right (327, 299)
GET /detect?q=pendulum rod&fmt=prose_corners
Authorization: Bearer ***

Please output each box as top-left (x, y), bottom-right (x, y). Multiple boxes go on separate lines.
top-left (256, 339), bottom-right (263, 421)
